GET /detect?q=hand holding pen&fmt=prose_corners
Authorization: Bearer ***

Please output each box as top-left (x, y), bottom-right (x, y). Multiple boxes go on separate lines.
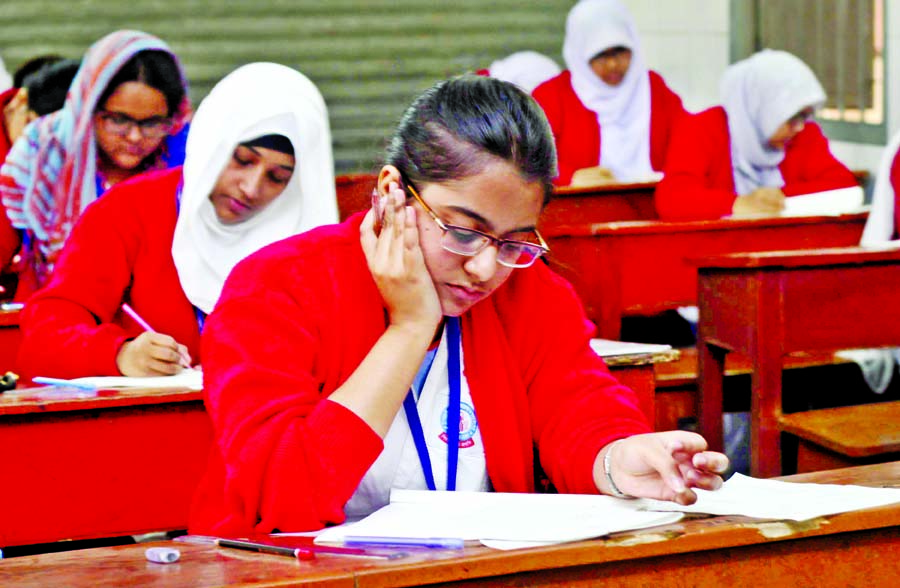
top-left (116, 303), bottom-right (192, 376)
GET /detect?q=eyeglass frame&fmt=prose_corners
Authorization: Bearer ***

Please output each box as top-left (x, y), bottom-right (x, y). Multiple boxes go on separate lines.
top-left (401, 176), bottom-right (550, 268)
top-left (95, 109), bottom-right (174, 139)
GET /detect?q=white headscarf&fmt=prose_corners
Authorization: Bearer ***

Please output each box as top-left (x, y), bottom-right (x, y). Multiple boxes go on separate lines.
top-left (0, 54), bottom-right (12, 92)
top-left (563, 0), bottom-right (653, 180)
top-left (721, 49), bottom-right (826, 196)
top-left (488, 51), bottom-right (561, 94)
top-left (171, 62), bottom-right (337, 313)
top-left (861, 130), bottom-right (900, 245)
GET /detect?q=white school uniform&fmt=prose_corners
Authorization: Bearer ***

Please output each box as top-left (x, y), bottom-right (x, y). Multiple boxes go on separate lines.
top-left (344, 326), bottom-right (489, 519)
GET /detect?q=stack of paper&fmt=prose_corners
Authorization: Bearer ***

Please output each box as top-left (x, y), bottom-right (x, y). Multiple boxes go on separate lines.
top-left (782, 186), bottom-right (865, 216)
top-left (590, 339), bottom-right (672, 358)
top-left (68, 368), bottom-right (203, 390)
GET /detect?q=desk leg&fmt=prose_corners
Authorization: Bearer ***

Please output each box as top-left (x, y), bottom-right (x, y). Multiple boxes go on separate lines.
top-left (698, 341), bottom-right (726, 452)
top-left (750, 274), bottom-right (785, 479)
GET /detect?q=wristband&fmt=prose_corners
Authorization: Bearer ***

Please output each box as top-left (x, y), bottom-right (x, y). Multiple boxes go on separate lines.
top-left (603, 439), bottom-right (631, 498)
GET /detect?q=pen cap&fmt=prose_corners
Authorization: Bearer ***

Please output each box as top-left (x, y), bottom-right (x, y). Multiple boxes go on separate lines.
top-left (145, 547), bottom-right (180, 564)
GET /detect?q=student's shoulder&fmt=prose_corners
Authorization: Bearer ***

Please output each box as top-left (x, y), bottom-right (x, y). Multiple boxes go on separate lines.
top-left (82, 167), bottom-right (182, 220)
top-left (494, 260), bottom-right (580, 309)
top-left (532, 70), bottom-right (572, 100)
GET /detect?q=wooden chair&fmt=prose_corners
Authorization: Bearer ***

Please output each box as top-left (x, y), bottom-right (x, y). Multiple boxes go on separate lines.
top-left (335, 173), bottom-right (378, 221)
top-left (780, 401), bottom-right (900, 473)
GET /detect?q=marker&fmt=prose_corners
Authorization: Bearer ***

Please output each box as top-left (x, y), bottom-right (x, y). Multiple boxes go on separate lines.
top-left (121, 303), bottom-right (191, 368)
top-left (32, 377), bottom-right (98, 392)
top-left (217, 538), bottom-right (316, 561)
top-left (215, 538), bottom-right (406, 560)
top-left (343, 536), bottom-right (465, 549)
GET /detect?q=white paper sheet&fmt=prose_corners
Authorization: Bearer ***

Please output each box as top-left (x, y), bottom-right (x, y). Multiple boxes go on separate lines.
top-left (315, 490), bottom-right (682, 550)
top-left (637, 473), bottom-right (900, 521)
top-left (782, 186), bottom-right (865, 216)
top-left (68, 368), bottom-right (203, 390)
top-left (590, 339), bottom-right (672, 358)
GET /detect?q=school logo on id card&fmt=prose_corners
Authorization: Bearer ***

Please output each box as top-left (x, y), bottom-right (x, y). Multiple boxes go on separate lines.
top-left (440, 401), bottom-right (477, 448)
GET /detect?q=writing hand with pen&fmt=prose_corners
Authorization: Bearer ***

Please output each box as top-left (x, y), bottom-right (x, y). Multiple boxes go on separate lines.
top-left (116, 332), bottom-right (192, 377)
top-left (594, 431), bottom-right (730, 505)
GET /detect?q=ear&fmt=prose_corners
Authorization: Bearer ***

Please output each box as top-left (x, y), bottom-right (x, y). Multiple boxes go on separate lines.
top-left (376, 165), bottom-right (403, 197)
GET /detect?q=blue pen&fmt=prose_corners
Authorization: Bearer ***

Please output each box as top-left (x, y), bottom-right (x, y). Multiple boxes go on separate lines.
top-left (32, 377), bottom-right (98, 392)
top-left (343, 536), bottom-right (465, 549)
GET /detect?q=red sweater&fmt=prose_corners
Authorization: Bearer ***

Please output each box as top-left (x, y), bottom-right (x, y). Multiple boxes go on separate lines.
top-left (16, 167), bottom-right (201, 380)
top-left (190, 214), bottom-right (651, 536)
top-left (889, 148), bottom-right (900, 238)
top-left (532, 70), bottom-right (686, 186)
top-left (655, 106), bottom-right (858, 220)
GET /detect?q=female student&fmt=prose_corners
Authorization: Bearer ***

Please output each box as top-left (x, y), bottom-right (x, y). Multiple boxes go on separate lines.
top-left (532, 0), bottom-right (686, 186)
top-left (0, 30), bottom-right (192, 291)
top-left (655, 49), bottom-right (857, 221)
top-left (189, 75), bottom-right (728, 536)
top-left (15, 62), bottom-right (337, 380)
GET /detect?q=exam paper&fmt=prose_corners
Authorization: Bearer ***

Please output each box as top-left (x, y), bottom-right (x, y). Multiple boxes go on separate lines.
top-left (590, 339), bottom-right (672, 358)
top-left (637, 473), bottom-right (900, 521)
top-left (68, 368), bottom-right (203, 390)
top-left (782, 186), bottom-right (865, 216)
top-left (315, 490), bottom-right (683, 550)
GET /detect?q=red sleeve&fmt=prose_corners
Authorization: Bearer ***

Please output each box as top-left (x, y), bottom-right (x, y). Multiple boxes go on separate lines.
top-left (533, 72), bottom-right (599, 186)
top-left (648, 71), bottom-right (687, 172)
top-left (891, 150), bottom-right (900, 239)
top-left (655, 107), bottom-right (738, 220)
top-left (16, 192), bottom-right (141, 379)
top-left (779, 122), bottom-right (857, 196)
top-left (197, 240), bottom-right (383, 534)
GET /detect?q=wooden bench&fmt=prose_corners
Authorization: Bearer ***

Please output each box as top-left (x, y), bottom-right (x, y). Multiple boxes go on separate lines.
top-left (780, 401), bottom-right (900, 473)
top-left (653, 347), bottom-right (854, 431)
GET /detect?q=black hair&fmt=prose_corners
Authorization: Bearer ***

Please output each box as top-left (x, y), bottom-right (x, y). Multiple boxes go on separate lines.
top-left (13, 54), bottom-right (64, 88)
top-left (96, 50), bottom-right (185, 117)
top-left (385, 75), bottom-right (557, 205)
top-left (24, 58), bottom-right (81, 116)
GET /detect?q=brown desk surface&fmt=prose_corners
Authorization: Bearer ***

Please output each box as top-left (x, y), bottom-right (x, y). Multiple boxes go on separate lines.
top-left (4, 462), bottom-right (899, 587)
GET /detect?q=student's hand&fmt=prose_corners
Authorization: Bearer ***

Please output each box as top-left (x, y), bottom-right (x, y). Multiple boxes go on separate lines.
top-left (570, 166), bottom-right (618, 187)
top-left (732, 187), bottom-right (786, 217)
top-left (360, 180), bottom-right (442, 335)
top-left (595, 431), bottom-right (729, 505)
top-left (116, 332), bottom-right (191, 377)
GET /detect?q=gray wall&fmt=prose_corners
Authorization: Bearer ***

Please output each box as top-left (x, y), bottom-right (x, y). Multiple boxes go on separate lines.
top-left (0, 0), bottom-right (573, 173)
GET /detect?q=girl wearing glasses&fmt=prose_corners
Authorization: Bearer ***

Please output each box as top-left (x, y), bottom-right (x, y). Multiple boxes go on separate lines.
top-left (532, 0), bottom-right (686, 187)
top-left (15, 63), bottom-right (336, 380)
top-left (0, 30), bottom-right (191, 292)
top-left (655, 49), bottom-right (857, 221)
top-left (190, 75), bottom-right (728, 537)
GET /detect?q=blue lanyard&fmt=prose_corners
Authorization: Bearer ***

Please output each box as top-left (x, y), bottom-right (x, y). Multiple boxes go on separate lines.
top-left (402, 317), bottom-right (461, 491)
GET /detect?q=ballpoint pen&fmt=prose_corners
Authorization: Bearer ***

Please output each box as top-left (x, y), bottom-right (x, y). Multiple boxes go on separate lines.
top-left (121, 303), bottom-right (191, 368)
top-left (343, 536), bottom-right (465, 549)
top-left (32, 376), bottom-right (98, 392)
top-left (209, 537), bottom-right (408, 560)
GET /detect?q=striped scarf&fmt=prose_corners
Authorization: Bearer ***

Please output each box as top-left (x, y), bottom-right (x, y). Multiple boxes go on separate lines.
top-left (0, 30), bottom-right (191, 284)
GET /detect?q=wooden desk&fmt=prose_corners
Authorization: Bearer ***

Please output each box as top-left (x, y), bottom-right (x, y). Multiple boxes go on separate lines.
top-left (539, 180), bottom-right (658, 230)
top-left (4, 462), bottom-right (899, 587)
top-left (335, 173), bottom-right (377, 222)
top-left (0, 386), bottom-right (213, 547)
top-left (544, 212), bottom-right (867, 339)
top-left (603, 345), bottom-right (680, 429)
top-left (695, 245), bottom-right (900, 478)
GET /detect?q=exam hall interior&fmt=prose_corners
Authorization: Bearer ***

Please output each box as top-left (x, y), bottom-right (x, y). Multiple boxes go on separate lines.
top-left (1, 0), bottom-right (900, 583)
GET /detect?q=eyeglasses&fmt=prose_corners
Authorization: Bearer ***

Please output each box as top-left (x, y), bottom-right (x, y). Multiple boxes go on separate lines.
top-left (786, 108), bottom-right (815, 129)
top-left (97, 110), bottom-right (173, 139)
top-left (403, 178), bottom-right (549, 268)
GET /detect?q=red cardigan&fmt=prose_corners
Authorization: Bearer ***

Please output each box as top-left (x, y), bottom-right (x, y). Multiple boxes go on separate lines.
top-left (16, 167), bottom-right (201, 380)
top-left (655, 106), bottom-right (858, 220)
top-left (190, 214), bottom-right (651, 536)
top-left (532, 70), bottom-right (686, 186)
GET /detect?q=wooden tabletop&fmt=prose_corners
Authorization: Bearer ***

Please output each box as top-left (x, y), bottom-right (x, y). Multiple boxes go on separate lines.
top-left (4, 462), bottom-right (899, 587)
top-left (0, 386), bottom-right (203, 416)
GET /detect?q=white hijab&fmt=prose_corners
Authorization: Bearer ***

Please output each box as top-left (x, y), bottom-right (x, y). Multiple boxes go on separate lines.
top-left (722, 49), bottom-right (826, 196)
top-left (171, 62), bottom-right (337, 314)
top-left (563, 0), bottom-right (653, 180)
top-left (861, 129), bottom-right (900, 245)
top-left (488, 51), bottom-right (561, 94)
